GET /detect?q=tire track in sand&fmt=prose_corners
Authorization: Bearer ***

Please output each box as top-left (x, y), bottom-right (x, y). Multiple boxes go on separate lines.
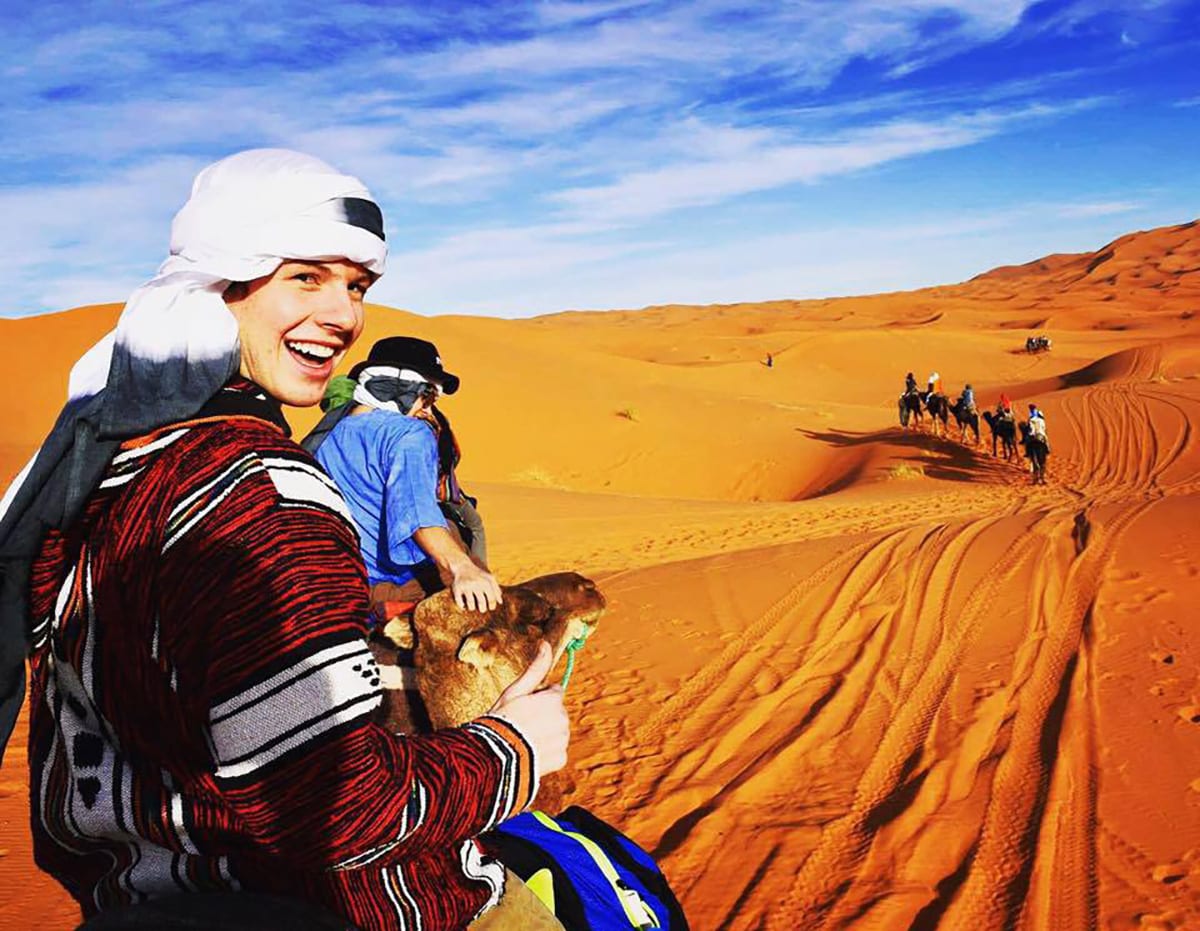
top-left (624, 516), bottom-right (1033, 926)
top-left (931, 346), bottom-right (1177, 929)
top-left (937, 501), bottom-right (1148, 930)
top-left (1056, 345), bottom-right (1199, 501)
top-left (601, 524), bottom-right (953, 921)
top-left (772, 518), bottom-right (1045, 929)
top-left (601, 340), bottom-right (1195, 929)
top-left (754, 355), bottom-right (1174, 926)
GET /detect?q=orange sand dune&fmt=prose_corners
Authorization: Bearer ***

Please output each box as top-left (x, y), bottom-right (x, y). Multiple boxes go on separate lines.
top-left (2, 220), bottom-right (1200, 929)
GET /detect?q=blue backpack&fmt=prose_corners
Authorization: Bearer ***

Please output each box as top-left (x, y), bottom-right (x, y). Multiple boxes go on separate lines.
top-left (486, 806), bottom-right (689, 930)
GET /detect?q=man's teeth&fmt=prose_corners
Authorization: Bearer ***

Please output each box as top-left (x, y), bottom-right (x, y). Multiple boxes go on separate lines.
top-left (287, 341), bottom-right (335, 360)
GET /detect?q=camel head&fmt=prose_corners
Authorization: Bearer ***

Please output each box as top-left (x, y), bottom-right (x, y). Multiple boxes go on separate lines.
top-left (378, 572), bottom-right (605, 732)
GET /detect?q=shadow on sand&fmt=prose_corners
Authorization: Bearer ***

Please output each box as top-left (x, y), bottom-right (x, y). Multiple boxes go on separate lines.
top-left (795, 426), bottom-right (1020, 484)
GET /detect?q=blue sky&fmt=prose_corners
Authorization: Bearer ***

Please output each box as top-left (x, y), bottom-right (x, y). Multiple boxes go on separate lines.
top-left (2, 0), bottom-right (1198, 317)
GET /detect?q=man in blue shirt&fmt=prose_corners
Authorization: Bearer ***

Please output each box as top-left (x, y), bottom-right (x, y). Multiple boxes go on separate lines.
top-left (315, 337), bottom-right (502, 613)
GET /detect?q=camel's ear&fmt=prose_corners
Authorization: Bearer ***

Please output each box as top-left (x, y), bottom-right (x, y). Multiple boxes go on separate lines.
top-left (381, 615), bottom-right (416, 650)
top-left (458, 629), bottom-right (500, 669)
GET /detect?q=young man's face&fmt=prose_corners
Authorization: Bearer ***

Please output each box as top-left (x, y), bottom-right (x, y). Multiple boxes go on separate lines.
top-left (224, 259), bottom-right (373, 407)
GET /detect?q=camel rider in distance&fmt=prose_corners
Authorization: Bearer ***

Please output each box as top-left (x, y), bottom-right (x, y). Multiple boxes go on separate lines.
top-left (927, 371), bottom-right (943, 396)
top-left (905, 372), bottom-right (918, 395)
top-left (959, 383), bottom-right (977, 414)
top-left (994, 393), bottom-right (1014, 424)
top-left (1028, 403), bottom-right (1050, 449)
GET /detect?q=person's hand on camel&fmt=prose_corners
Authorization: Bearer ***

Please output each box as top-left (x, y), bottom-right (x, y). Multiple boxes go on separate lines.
top-left (449, 556), bottom-right (504, 612)
top-left (416, 524), bottom-right (503, 612)
top-left (488, 641), bottom-right (569, 777)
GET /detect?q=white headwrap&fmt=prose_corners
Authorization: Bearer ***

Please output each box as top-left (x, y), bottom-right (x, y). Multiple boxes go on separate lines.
top-left (67, 148), bottom-right (388, 402)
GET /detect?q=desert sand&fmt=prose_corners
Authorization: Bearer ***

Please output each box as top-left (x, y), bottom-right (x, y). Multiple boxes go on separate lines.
top-left (1, 219), bottom-right (1199, 929)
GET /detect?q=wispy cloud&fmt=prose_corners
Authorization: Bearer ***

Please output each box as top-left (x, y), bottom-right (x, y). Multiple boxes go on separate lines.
top-left (376, 197), bottom-right (1172, 316)
top-left (550, 102), bottom-right (1103, 223)
top-left (1053, 200), bottom-right (1144, 218)
top-left (0, 156), bottom-right (204, 314)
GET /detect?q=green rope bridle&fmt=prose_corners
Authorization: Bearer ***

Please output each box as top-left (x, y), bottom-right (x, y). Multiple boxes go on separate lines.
top-left (560, 624), bottom-right (594, 690)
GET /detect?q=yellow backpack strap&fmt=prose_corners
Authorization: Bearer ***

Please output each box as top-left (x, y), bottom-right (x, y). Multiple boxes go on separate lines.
top-left (530, 811), bottom-right (661, 929)
top-left (525, 867), bottom-right (556, 913)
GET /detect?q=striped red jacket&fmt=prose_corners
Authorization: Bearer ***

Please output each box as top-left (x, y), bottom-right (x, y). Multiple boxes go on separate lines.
top-left (26, 386), bottom-right (536, 930)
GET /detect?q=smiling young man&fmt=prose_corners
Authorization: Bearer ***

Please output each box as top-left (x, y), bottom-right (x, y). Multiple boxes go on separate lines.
top-left (0, 150), bottom-right (568, 931)
top-left (223, 259), bottom-right (374, 407)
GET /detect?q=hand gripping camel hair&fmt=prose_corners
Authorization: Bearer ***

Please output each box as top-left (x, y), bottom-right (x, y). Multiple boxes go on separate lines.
top-left (369, 571), bottom-right (606, 810)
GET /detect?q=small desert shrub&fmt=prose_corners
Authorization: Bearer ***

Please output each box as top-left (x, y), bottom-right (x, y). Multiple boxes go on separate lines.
top-left (888, 463), bottom-right (925, 480)
top-left (511, 466), bottom-right (558, 486)
top-left (616, 407), bottom-right (639, 421)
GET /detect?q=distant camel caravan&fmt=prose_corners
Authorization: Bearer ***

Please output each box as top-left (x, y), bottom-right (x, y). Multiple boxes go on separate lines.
top-left (1025, 334), bottom-right (1052, 353)
top-left (895, 381), bottom-right (1047, 483)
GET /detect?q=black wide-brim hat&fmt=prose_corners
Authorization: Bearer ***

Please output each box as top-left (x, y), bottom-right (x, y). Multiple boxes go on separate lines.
top-left (348, 336), bottom-right (460, 394)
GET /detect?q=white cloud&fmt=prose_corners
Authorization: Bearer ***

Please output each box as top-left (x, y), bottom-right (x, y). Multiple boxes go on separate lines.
top-left (534, 0), bottom-right (654, 26)
top-left (551, 120), bottom-right (983, 222)
top-left (368, 196), bottom-right (1177, 317)
top-left (0, 157), bottom-right (203, 315)
top-left (1053, 200), bottom-right (1143, 218)
top-left (548, 104), bottom-right (1094, 223)
top-left (418, 86), bottom-right (633, 135)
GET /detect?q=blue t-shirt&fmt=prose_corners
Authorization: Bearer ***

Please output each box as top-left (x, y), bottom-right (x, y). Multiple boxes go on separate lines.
top-left (315, 410), bottom-right (448, 586)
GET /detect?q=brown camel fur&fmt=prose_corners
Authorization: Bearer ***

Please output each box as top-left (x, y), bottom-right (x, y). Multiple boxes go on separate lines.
top-left (368, 571), bottom-right (605, 812)
top-left (367, 573), bottom-right (605, 928)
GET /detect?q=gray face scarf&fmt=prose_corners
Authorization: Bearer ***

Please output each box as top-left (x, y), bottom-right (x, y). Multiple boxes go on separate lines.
top-left (300, 373), bottom-right (431, 455)
top-left (0, 148), bottom-right (388, 761)
top-left (358, 376), bottom-right (431, 413)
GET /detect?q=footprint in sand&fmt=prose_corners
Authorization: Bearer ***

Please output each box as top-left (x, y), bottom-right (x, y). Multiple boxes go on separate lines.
top-left (973, 679), bottom-right (1004, 700)
top-left (1151, 651), bottom-right (1177, 666)
top-left (1151, 861), bottom-right (1189, 885)
top-left (1136, 913), bottom-right (1183, 930)
top-left (752, 667), bottom-right (783, 696)
top-left (1176, 704), bottom-right (1200, 725)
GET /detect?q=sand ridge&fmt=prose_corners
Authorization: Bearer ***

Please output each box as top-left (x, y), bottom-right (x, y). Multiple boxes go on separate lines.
top-left (1, 220), bottom-right (1199, 929)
